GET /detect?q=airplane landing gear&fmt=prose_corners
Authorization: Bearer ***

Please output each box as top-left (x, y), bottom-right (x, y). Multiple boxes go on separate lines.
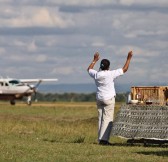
top-left (27, 96), bottom-right (32, 106)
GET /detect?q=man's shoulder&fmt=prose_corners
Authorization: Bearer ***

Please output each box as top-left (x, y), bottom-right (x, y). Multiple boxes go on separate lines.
top-left (88, 69), bottom-right (98, 77)
top-left (110, 68), bottom-right (123, 73)
top-left (110, 68), bottom-right (124, 77)
top-left (88, 69), bottom-right (97, 73)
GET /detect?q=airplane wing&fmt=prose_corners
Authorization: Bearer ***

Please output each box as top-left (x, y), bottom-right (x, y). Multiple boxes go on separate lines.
top-left (20, 79), bottom-right (58, 83)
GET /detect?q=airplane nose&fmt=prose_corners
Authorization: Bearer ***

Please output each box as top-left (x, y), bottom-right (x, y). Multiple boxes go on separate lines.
top-left (26, 85), bottom-right (36, 93)
top-left (29, 85), bottom-right (35, 89)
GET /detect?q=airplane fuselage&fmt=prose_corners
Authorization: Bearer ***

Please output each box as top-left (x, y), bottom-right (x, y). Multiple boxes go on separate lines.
top-left (0, 79), bottom-right (34, 103)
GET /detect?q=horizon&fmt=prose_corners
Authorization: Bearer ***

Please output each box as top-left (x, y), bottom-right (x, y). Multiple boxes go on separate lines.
top-left (39, 81), bottom-right (168, 94)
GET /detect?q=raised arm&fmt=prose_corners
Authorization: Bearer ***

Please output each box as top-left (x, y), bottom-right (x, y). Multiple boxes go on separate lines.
top-left (122, 51), bottom-right (133, 73)
top-left (87, 52), bottom-right (100, 71)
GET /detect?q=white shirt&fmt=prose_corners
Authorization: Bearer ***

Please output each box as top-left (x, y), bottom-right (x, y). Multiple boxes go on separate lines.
top-left (88, 68), bottom-right (123, 101)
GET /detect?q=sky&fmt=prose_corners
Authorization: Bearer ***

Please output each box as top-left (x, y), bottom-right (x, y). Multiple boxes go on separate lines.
top-left (0, 0), bottom-right (168, 86)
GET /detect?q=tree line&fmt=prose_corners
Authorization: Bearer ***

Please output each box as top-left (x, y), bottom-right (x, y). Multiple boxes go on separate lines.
top-left (32, 92), bottom-right (129, 102)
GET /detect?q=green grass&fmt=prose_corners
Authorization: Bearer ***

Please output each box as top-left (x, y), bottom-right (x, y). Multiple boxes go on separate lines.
top-left (0, 102), bottom-right (167, 162)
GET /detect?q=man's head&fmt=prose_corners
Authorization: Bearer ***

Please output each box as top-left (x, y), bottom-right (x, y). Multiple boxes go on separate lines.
top-left (100, 59), bottom-right (110, 70)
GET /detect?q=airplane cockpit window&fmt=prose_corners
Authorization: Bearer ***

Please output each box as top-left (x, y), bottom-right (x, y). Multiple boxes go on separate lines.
top-left (5, 83), bottom-right (9, 86)
top-left (9, 80), bottom-right (20, 85)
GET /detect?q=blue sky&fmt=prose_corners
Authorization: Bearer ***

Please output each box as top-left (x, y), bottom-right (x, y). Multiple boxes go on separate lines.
top-left (0, 0), bottom-right (168, 86)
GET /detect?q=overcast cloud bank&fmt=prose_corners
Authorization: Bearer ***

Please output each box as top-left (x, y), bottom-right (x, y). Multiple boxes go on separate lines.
top-left (0, 0), bottom-right (168, 87)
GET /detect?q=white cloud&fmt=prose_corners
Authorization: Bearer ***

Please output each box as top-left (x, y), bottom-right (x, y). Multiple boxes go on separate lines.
top-left (14, 40), bottom-right (26, 47)
top-left (36, 54), bottom-right (47, 62)
top-left (1, 0), bottom-right (168, 8)
top-left (91, 40), bottom-right (105, 47)
top-left (119, 0), bottom-right (134, 6)
top-left (9, 55), bottom-right (25, 61)
top-left (27, 40), bottom-right (37, 52)
top-left (0, 0), bottom-right (11, 3)
top-left (40, 0), bottom-right (168, 7)
top-left (11, 39), bottom-right (37, 52)
top-left (5, 67), bottom-right (17, 76)
top-left (119, 0), bottom-right (168, 6)
top-left (116, 45), bottom-right (160, 58)
top-left (51, 67), bottom-right (74, 75)
top-left (40, 0), bottom-right (117, 6)
top-left (30, 8), bottom-right (66, 27)
top-left (147, 67), bottom-right (168, 82)
top-left (147, 40), bottom-right (168, 49)
top-left (0, 7), bottom-right (74, 28)
top-left (0, 48), bottom-right (5, 56)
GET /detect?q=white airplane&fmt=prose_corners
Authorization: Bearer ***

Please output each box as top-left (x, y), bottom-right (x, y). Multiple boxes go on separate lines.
top-left (0, 78), bottom-right (58, 105)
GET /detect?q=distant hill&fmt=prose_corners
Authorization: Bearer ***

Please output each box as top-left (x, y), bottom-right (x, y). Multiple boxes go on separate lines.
top-left (39, 83), bottom-right (130, 94)
top-left (39, 82), bottom-right (168, 94)
top-left (39, 83), bottom-right (97, 93)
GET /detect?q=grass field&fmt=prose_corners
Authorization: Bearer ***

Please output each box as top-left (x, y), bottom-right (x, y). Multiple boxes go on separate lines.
top-left (0, 101), bottom-right (168, 162)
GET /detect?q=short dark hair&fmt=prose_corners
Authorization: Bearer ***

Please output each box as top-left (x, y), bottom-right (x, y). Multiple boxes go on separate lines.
top-left (100, 59), bottom-right (110, 70)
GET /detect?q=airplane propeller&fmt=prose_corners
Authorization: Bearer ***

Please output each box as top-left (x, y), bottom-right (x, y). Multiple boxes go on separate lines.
top-left (26, 80), bottom-right (42, 104)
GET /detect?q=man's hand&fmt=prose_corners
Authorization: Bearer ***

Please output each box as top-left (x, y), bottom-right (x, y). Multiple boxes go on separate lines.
top-left (87, 52), bottom-right (100, 71)
top-left (127, 51), bottom-right (133, 59)
top-left (123, 50), bottom-right (133, 73)
top-left (94, 52), bottom-right (100, 62)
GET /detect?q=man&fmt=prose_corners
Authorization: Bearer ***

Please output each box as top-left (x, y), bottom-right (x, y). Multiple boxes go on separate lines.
top-left (87, 51), bottom-right (133, 145)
